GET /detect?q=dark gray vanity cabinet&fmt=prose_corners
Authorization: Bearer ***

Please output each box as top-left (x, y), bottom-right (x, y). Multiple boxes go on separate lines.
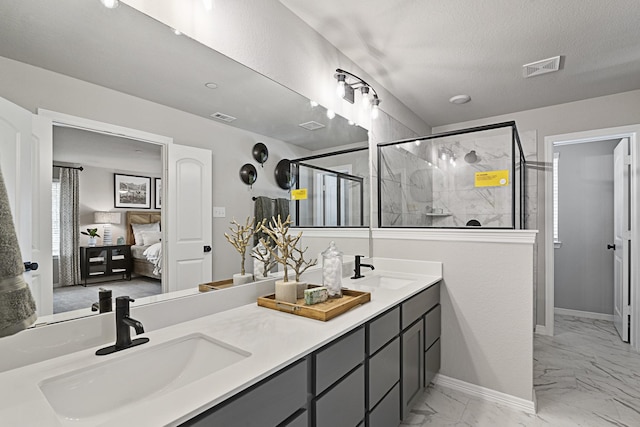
top-left (366, 307), bottom-right (401, 427)
top-left (313, 327), bottom-right (366, 427)
top-left (180, 359), bottom-right (308, 427)
top-left (401, 282), bottom-right (441, 420)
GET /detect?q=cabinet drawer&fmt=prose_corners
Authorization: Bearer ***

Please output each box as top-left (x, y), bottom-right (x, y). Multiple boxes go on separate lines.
top-left (369, 382), bottom-right (400, 427)
top-left (369, 337), bottom-right (400, 408)
top-left (424, 304), bottom-right (441, 351)
top-left (402, 282), bottom-right (440, 330)
top-left (315, 327), bottom-right (364, 394)
top-left (425, 338), bottom-right (441, 386)
top-left (182, 359), bottom-right (307, 427)
top-left (368, 307), bottom-right (400, 355)
top-left (315, 365), bottom-right (365, 427)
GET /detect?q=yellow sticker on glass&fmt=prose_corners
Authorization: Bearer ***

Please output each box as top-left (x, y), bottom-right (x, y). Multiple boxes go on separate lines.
top-left (475, 170), bottom-right (509, 187)
top-left (291, 188), bottom-right (308, 200)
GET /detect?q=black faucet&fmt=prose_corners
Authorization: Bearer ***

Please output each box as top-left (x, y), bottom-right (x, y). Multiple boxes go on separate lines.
top-left (96, 296), bottom-right (149, 356)
top-left (91, 288), bottom-right (112, 313)
top-left (351, 255), bottom-right (375, 279)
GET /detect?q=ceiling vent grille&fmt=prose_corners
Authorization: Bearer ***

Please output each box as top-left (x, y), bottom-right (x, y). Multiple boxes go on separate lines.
top-left (210, 112), bottom-right (237, 122)
top-left (299, 121), bottom-right (325, 131)
top-left (522, 56), bottom-right (561, 78)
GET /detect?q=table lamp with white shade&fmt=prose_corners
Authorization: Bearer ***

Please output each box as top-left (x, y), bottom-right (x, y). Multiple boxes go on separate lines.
top-left (94, 212), bottom-right (122, 246)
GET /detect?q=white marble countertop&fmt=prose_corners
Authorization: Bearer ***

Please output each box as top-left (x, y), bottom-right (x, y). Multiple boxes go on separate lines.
top-left (0, 260), bottom-right (441, 427)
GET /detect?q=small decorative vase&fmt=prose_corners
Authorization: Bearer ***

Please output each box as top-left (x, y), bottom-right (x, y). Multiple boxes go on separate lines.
top-left (88, 237), bottom-right (97, 247)
top-left (275, 280), bottom-right (298, 304)
top-left (233, 273), bottom-right (254, 286)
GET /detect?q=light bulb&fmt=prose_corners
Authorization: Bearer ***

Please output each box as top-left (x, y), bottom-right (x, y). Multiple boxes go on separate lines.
top-left (360, 86), bottom-right (371, 110)
top-left (336, 74), bottom-right (346, 99)
top-left (348, 120), bottom-right (355, 126)
top-left (100, 0), bottom-right (119, 8)
top-left (309, 100), bottom-right (319, 107)
top-left (441, 152), bottom-right (447, 160)
top-left (172, 28), bottom-right (182, 36)
top-left (452, 160), bottom-right (457, 167)
top-left (449, 157), bottom-right (454, 165)
top-left (371, 97), bottom-right (380, 119)
top-left (326, 109), bottom-right (335, 119)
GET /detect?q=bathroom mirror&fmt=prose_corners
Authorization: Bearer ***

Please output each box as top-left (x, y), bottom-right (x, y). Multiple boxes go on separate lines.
top-left (0, 0), bottom-right (369, 321)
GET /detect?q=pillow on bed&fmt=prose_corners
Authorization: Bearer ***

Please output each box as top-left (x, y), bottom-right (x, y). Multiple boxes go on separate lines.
top-left (141, 230), bottom-right (162, 246)
top-left (131, 222), bottom-right (160, 245)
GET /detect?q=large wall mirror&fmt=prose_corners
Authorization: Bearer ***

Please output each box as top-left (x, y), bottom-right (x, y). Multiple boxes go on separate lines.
top-left (0, 0), bottom-right (369, 322)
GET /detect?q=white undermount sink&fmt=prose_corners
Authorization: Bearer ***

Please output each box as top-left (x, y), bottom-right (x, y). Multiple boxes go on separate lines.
top-left (39, 333), bottom-right (250, 422)
top-left (351, 272), bottom-right (416, 290)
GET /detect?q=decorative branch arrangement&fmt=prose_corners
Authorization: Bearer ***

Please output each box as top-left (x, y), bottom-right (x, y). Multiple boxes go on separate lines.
top-left (259, 215), bottom-right (316, 282)
top-left (224, 217), bottom-right (264, 276)
top-left (290, 244), bottom-right (317, 282)
top-left (251, 241), bottom-right (277, 278)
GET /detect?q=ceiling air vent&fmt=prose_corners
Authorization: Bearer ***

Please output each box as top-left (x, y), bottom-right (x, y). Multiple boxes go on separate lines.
top-left (210, 112), bottom-right (237, 122)
top-left (299, 121), bottom-right (325, 131)
top-left (522, 56), bottom-right (561, 78)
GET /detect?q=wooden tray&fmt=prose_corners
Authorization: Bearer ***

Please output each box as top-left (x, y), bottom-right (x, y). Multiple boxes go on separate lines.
top-left (257, 287), bottom-right (371, 321)
top-left (198, 279), bottom-right (233, 292)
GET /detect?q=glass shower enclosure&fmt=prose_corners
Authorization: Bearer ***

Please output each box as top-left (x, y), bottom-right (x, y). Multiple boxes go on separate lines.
top-left (377, 121), bottom-right (526, 229)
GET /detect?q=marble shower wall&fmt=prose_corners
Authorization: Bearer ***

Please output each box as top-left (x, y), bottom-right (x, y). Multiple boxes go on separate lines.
top-left (379, 128), bottom-right (537, 228)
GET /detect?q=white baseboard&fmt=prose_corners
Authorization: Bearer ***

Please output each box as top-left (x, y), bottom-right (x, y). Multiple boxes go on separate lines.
top-left (554, 307), bottom-right (614, 321)
top-left (433, 374), bottom-right (536, 414)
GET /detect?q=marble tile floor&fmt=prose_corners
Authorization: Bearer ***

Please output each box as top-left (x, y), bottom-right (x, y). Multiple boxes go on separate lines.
top-left (53, 276), bottom-right (161, 313)
top-left (401, 315), bottom-right (640, 426)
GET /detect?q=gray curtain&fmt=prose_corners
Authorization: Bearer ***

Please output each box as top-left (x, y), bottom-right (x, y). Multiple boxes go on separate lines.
top-left (59, 168), bottom-right (80, 286)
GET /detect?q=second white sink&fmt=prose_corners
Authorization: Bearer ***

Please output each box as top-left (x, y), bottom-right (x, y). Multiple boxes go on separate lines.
top-left (39, 333), bottom-right (250, 423)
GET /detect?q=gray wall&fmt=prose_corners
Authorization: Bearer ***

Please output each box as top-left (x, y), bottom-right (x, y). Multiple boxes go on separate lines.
top-left (554, 139), bottom-right (620, 314)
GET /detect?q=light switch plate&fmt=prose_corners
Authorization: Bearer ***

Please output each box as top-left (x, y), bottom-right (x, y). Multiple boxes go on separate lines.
top-left (213, 207), bottom-right (226, 218)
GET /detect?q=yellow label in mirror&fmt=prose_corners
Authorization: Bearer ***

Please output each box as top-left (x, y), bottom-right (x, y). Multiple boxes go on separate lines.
top-left (475, 170), bottom-right (509, 187)
top-left (291, 188), bottom-right (308, 200)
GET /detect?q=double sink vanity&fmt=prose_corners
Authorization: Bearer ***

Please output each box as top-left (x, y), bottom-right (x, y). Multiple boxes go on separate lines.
top-left (0, 258), bottom-right (442, 426)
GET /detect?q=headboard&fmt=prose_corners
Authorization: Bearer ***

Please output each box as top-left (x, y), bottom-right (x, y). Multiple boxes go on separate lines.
top-left (126, 211), bottom-right (161, 245)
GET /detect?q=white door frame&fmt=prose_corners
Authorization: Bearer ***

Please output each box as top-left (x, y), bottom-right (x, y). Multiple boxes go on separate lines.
top-left (37, 109), bottom-right (173, 292)
top-left (544, 124), bottom-right (640, 349)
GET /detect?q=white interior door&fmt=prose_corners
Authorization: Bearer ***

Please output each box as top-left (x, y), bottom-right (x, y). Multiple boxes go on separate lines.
top-left (166, 144), bottom-right (212, 292)
top-left (0, 96), bottom-right (53, 316)
top-left (613, 138), bottom-right (630, 342)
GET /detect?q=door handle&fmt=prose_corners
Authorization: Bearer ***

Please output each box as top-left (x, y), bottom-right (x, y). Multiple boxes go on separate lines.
top-left (24, 261), bottom-right (39, 272)
top-left (607, 244), bottom-right (616, 250)
top-left (204, 245), bottom-right (212, 253)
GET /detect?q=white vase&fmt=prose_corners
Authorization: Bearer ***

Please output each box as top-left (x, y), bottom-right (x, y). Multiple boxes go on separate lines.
top-left (275, 280), bottom-right (298, 304)
top-left (88, 237), bottom-right (97, 247)
top-left (233, 273), bottom-right (254, 286)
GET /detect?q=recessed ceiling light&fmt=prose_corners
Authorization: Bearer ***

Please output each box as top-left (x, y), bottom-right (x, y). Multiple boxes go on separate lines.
top-left (449, 94), bottom-right (471, 105)
top-left (204, 82), bottom-right (218, 89)
top-left (99, 0), bottom-right (119, 9)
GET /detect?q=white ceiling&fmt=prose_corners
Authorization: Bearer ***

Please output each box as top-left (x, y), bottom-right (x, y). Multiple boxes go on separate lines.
top-left (0, 0), bottom-right (367, 151)
top-left (280, 0), bottom-right (640, 127)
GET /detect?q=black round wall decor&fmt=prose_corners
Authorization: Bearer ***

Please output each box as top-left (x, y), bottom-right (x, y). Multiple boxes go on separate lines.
top-left (274, 159), bottom-right (295, 190)
top-left (239, 163), bottom-right (257, 187)
top-left (252, 142), bottom-right (269, 167)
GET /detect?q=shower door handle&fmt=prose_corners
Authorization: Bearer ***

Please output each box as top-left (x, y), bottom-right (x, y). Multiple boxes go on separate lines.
top-left (607, 244), bottom-right (616, 250)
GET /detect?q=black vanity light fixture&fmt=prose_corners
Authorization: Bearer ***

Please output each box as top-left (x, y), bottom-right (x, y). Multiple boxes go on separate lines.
top-left (252, 142), bottom-right (269, 167)
top-left (334, 68), bottom-right (381, 119)
top-left (239, 164), bottom-right (257, 188)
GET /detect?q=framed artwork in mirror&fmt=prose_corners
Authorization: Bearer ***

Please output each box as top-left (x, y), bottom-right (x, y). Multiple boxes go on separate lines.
top-left (114, 174), bottom-right (151, 209)
top-left (154, 178), bottom-right (162, 209)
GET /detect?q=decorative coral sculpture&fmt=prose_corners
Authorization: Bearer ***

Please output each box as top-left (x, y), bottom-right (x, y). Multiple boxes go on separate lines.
top-left (224, 217), bottom-right (263, 275)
